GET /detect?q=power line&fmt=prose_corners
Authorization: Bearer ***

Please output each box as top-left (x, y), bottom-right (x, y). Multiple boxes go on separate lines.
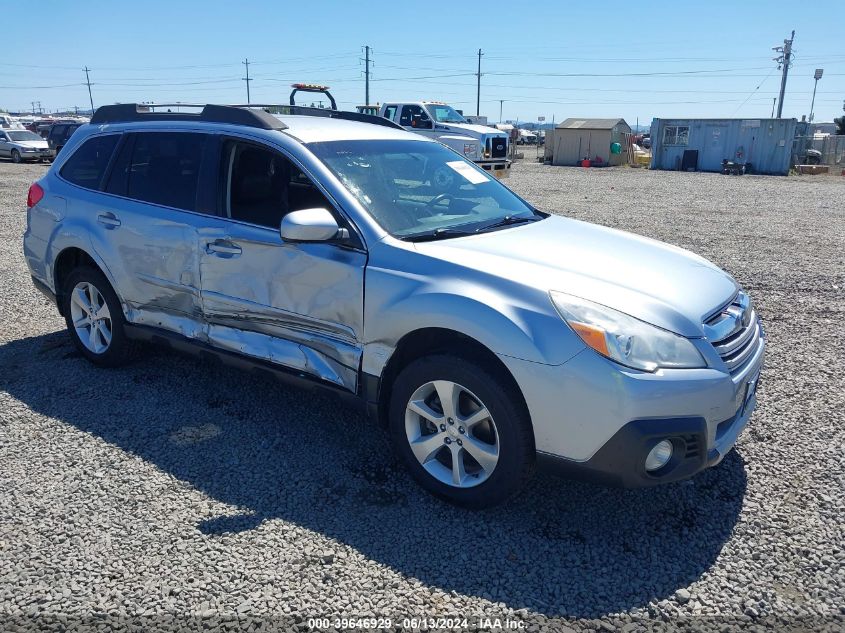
top-left (730, 67), bottom-right (778, 116)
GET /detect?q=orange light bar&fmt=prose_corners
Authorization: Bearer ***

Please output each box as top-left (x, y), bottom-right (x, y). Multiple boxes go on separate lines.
top-left (570, 322), bottom-right (610, 356)
top-left (291, 83), bottom-right (330, 90)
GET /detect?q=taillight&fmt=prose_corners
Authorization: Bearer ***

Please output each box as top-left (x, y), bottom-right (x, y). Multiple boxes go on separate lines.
top-left (27, 183), bottom-right (44, 208)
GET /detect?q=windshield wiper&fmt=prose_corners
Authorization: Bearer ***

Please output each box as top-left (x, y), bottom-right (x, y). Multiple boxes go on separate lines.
top-left (402, 227), bottom-right (477, 242)
top-left (474, 214), bottom-right (543, 233)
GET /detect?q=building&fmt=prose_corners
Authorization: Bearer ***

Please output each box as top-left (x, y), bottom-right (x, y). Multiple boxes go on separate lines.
top-left (544, 118), bottom-right (631, 166)
top-left (650, 118), bottom-right (797, 175)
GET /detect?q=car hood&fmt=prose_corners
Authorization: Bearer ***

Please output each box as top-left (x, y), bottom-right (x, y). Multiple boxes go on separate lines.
top-left (436, 122), bottom-right (507, 138)
top-left (12, 140), bottom-right (48, 149)
top-left (413, 215), bottom-right (738, 337)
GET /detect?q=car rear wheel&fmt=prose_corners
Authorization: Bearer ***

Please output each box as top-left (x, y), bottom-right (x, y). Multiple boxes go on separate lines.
top-left (62, 267), bottom-right (134, 367)
top-left (389, 354), bottom-right (534, 508)
top-left (11, 149), bottom-right (21, 163)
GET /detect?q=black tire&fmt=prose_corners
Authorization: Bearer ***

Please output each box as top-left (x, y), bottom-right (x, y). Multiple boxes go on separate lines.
top-left (11, 150), bottom-right (21, 164)
top-left (388, 354), bottom-right (535, 509)
top-left (61, 266), bottom-right (134, 367)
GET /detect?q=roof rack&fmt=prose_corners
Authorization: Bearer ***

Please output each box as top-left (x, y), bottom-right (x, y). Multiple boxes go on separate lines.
top-left (89, 103), bottom-right (403, 131)
top-left (90, 103), bottom-right (287, 130)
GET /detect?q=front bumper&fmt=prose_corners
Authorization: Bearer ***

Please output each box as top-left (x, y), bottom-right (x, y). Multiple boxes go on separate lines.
top-left (17, 149), bottom-right (53, 160)
top-left (475, 159), bottom-right (511, 179)
top-left (500, 330), bottom-right (765, 488)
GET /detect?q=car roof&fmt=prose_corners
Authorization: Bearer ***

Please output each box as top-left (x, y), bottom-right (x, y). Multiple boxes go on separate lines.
top-left (275, 114), bottom-right (429, 144)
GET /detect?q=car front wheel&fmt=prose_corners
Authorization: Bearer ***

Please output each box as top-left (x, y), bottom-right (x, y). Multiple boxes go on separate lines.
top-left (389, 354), bottom-right (535, 508)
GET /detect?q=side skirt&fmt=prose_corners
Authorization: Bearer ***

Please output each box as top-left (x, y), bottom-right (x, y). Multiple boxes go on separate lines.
top-left (123, 323), bottom-right (367, 413)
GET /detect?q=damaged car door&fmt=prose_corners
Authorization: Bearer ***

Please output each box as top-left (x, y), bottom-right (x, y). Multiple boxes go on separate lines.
top-left (90, 131), bottom-right (213, 337)
top-left (197, 137), bottom-right (366, 392)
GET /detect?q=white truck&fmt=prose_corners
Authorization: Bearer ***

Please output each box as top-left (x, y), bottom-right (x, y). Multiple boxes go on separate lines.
top-left (377, 101), bottom-right (510, 180)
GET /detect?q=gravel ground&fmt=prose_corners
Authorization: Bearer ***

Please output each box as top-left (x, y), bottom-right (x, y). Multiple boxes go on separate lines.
top-left (1, 159), bottom-right (844, 632)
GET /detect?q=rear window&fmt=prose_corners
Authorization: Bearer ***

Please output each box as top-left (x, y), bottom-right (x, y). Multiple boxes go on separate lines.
top-left (59, 135), bottom-right (120, 190)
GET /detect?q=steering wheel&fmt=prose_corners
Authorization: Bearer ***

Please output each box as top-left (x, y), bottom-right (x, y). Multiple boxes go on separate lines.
top-left (427, 193), bottom-right (454, 210)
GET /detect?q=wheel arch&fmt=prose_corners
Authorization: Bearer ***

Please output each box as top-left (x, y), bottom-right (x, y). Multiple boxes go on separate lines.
top-left (52, 246), bottom-right (114, 316)
top-left (373, 327), bottom-right (532, 439)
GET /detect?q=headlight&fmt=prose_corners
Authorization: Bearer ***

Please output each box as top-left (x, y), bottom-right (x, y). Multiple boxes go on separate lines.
top-left (550, 291), bottom-right (706, 371)
top-left (463, 143), bottom-right (478, 157)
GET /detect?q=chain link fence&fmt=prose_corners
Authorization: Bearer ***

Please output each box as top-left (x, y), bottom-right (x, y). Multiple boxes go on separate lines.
top-left (792, 135), bottom-right (845, 166)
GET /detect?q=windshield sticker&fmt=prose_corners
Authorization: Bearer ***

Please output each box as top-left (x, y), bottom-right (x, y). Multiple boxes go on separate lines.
top-left (446, 161), bottom-right (489, 185)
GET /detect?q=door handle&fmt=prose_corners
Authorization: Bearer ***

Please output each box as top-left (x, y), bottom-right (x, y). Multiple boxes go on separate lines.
top-left (206, 239), bottom-right (242, 256)
top-left (97, 213), bottom-right (121, 228)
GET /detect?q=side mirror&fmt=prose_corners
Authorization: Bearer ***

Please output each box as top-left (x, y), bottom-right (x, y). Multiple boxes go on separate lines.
top-left (280, 208), bottom-right (341, 243)
top-left (412, 114), bottom-right (433, 130)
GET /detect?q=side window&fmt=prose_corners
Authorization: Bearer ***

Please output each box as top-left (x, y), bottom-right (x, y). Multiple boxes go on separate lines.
top-left (663, 125), bottom-right (690, 146)
top-left (222, 140), bottom-right (334, 229)
top-left (399, 105), bottom-right (425, 126)
top-left (383, 105), bottom-right (397, 121)
top-left (50, 125), bottom-right (66, 140)
top-left (125, 132), bottom-right (206, 211)
top-left (59, 135), bottom-right (120, 190)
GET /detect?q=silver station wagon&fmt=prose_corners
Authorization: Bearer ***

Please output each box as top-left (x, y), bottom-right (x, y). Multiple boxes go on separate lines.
top-left (23, 104), bottom-right (765, 508)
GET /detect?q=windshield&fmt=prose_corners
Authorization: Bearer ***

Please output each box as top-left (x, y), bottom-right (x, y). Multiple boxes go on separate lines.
top-left (7, 131), bottom-right (41, 142)
top-left (425, 104), bottom-right (466, 124)
top-left (309, 139), bottom-right (537, 239)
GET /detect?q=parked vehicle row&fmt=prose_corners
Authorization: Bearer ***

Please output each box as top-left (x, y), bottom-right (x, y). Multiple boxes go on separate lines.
top-left (0, 117), bottom-right (85, 163)
top-left (24, 103), bottom-right (764, 508)
top-left (0, 129), bottom-right (53, 163)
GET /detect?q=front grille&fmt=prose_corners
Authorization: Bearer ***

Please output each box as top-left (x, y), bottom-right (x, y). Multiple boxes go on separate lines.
top-left (489, 137), bottom-right (507, 158)
top-left (704, 291), bottom-right (761, 372)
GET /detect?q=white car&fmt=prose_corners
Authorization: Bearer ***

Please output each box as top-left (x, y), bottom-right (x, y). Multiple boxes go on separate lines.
top-left (0, 129), bottom-right (54, 163)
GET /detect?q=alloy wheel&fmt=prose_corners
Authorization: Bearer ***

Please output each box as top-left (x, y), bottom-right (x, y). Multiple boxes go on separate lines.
top-left (404, 380), bottom-right (500, 488)
top-left (69, 281), bottom-right (112, 354)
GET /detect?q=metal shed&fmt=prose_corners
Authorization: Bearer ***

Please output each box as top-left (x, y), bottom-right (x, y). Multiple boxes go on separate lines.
top-left (650, 118), bottom-right (797, 175)
top-left (545, 118), bottom-right (632, 166)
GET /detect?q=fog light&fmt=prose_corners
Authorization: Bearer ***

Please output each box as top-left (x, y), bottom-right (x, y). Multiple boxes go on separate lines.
top-left (645, 440), bottom-right (673, 472)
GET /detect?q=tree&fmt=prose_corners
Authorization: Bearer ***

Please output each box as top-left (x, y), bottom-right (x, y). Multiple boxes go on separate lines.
top-left (835, 116), bottom-right (845, 136)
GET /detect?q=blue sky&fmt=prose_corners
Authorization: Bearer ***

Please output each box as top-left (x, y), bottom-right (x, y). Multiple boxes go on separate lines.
top-left (2, 0), bottom-right (843, 125)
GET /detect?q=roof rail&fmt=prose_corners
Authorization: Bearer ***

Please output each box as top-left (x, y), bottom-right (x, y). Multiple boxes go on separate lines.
top-left (90, 103), bottom-right (287, 130)
top-left (90, 102), bottom-right (403, 132)
top-left (263, 105), bottom-right (403, 130)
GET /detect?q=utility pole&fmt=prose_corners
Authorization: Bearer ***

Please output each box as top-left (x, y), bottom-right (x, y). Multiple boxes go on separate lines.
top-left (772, 30), bottom-right (794, 118)
top-left (84, 67), bottom-right (94, 113)
top-left (809, 68), bottom-right (823, 123)
top-left (476, 48), bottom-right (483, 116)
top-left (242, 58), bottom-right (252, 103)
top-left (364, 45), bottom-right (371, 106)
top-left (498, 99), bottom-right (504, 123)
top-left (31, 101), bottom-right (36, 115)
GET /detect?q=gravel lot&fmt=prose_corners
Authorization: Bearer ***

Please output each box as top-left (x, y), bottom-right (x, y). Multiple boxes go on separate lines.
top-left (1, 159), bottom-right (843, 632)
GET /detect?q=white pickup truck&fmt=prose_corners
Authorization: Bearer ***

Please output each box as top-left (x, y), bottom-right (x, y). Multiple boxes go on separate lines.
top-left (377, 101), bottom-right (511, 180)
